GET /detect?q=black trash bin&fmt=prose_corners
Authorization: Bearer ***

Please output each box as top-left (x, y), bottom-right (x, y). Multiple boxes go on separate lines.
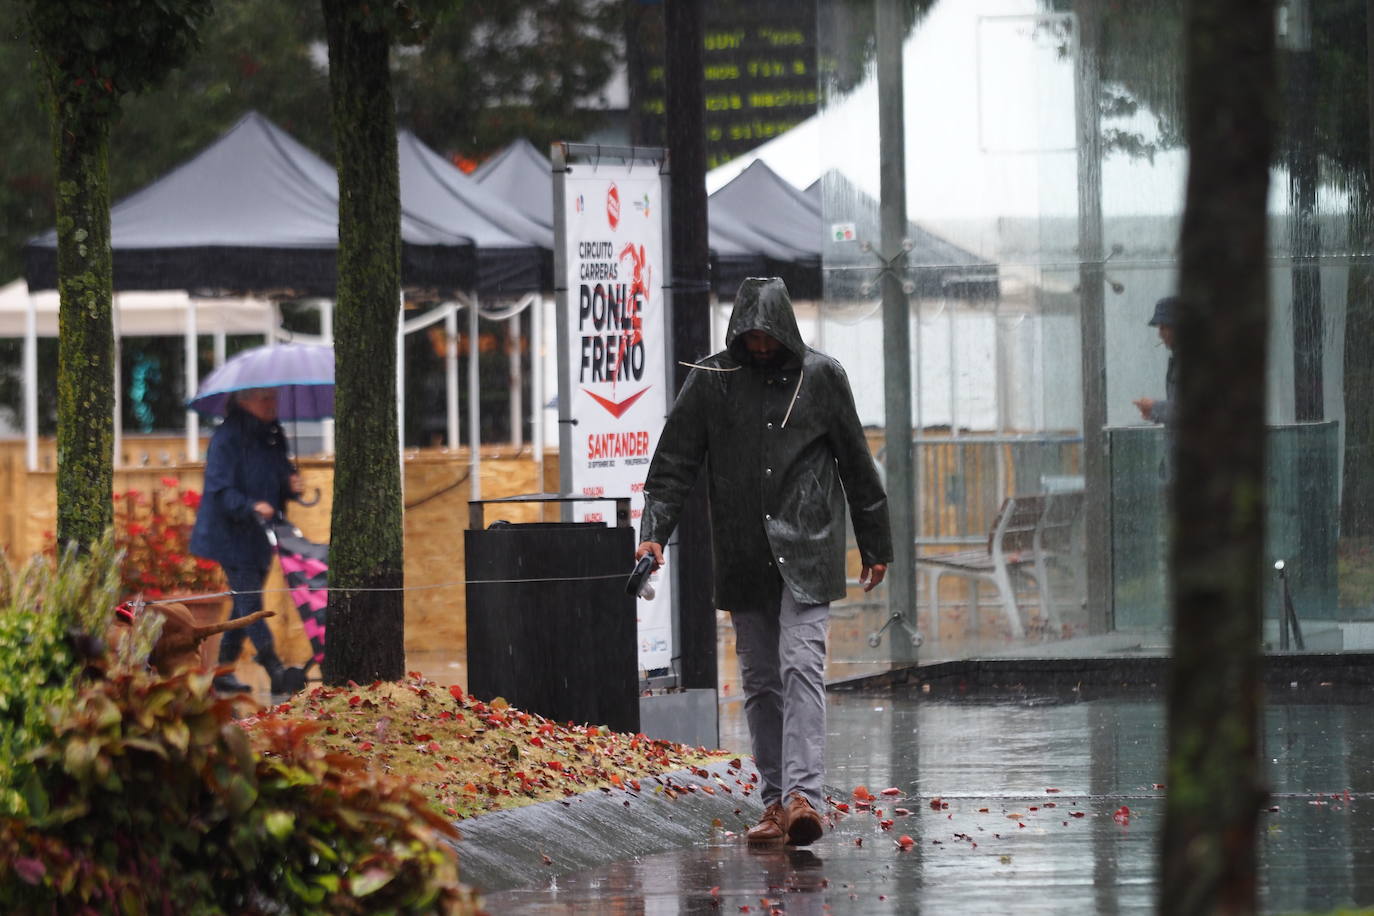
top-left (464, 494), bottom-right (639, 733)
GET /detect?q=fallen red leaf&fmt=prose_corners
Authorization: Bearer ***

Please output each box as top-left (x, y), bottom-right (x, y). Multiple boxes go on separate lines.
top-left (881, 787), bottom-right (901, 796)
top-left (897, 834), bottom-right (914, 849)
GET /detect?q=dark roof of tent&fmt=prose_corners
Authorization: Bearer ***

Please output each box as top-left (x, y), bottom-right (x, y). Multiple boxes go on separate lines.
top-left (24, 111), bottom-right (483, 297)
top-left (470, 137), bottom-right (554, 230)
top-left (471, 138), bottom-right (802, 298)
top-left (396, 130), bottom-right (552, 294)
top-left (806, 171), bottom-right (999, 299)
top-left (711, 161), bottom-right (822, 264)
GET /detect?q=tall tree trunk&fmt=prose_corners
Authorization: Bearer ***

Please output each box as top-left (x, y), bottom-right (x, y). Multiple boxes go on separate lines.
top-left (321, 0), bottom-right (405, 684)
top-left (1159, 1), bottom-right (1276, 913)
top-left (54, 100), bottom-right (114, 551)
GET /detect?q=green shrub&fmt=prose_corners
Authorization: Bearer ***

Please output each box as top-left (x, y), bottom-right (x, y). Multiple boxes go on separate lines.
top-left (0, 669), bottom-right (477, 914)
top-left (0, 534), bottom-right (130, 816)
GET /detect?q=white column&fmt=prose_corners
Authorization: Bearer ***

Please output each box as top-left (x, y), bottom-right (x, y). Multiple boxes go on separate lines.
top-left (509, 311), bottom-right (523, 450)
top-left (321, 298), bottom-right (335, 455)
top-left (445, 305), bottom-right (459, 449)
top-left (23, 287), bottom-right (38, 471)
top-left (468, 298), bottom-right (481, 500)
top-left (112, 298), bottom-right (123, 470)
top-left (184, 299), bottom-right (200, 462)
top-left (397, 290), bottom-right (406, 482)
top-left (531, 296), bottom-right (545, 488)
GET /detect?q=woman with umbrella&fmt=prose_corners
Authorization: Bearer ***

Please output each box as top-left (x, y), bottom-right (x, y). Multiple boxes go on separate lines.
top-left (190, 386), bottom-right (303, 695)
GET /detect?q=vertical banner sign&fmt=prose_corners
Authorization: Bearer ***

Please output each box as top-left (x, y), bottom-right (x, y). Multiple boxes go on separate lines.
top-left (556, 157), bottom-right (673, 671)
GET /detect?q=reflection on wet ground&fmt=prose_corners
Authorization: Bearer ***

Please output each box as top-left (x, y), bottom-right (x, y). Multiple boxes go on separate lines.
top-left (482, 689), bottom-right (1374, 914)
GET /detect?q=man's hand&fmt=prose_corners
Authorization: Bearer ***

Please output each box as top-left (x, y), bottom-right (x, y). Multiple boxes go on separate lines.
top-left (860, 564), bottom-right (886, 592)
top-left (636, 541), bottom-right (665, 570)
top-left (253, 501), bottom-right (275, 521)
top-left (1132, 397), bottom-right (1155, 421)
top-left (288, 472), bottom-right (305, 497)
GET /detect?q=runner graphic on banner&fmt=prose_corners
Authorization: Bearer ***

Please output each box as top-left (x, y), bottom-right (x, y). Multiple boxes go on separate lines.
top-left (561, 167), bottom-right (672, 670)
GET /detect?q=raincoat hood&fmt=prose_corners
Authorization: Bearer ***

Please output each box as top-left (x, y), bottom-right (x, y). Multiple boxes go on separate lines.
top-left (725, 277), bottom-right (806, 368)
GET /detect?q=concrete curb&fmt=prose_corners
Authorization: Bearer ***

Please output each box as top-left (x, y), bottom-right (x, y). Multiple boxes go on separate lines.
top-left (449, 757), bottom-right (766, 893)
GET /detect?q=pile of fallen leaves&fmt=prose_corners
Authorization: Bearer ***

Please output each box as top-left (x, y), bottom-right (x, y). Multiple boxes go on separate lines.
top-left (238, 673), bottom-right (729, 819)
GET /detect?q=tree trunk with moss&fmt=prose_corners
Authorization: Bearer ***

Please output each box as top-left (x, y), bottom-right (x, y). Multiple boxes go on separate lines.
top-left (1159, 1), bottom-right (1275, 913)
top-left (53, 101), bottom-right (114, 551)
top-left (321, 0), bottom-right (405, 684)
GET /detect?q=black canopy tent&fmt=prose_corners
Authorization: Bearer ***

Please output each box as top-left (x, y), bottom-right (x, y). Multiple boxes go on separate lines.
top-left (24, 112), bottom-right (478, 298)
top-left (397, 131), bottom-right (553, 296)
top-left (472, 138), bottom-right (789, 299)
top-left (707, 160), bottom-right (824, 301)
top-left (470, 137), bottom-right (556, 232)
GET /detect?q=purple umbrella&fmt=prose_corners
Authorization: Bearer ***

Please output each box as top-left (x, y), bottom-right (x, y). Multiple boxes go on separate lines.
top-left (188, 342), bottom-right (334, 420)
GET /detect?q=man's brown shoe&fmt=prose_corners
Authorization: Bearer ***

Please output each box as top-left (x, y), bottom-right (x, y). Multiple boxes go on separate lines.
top-left (745, 802), bottom-right (787, 843)
top-left (785, 793), bottom-right (824, 846)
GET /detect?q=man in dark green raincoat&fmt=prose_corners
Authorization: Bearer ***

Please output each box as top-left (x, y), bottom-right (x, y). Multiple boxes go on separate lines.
top-left (636, 277), bottom-right (892, 846)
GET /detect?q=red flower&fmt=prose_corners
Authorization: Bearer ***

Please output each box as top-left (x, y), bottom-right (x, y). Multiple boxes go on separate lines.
top-left (102, 483), bottom-right (225, 600)
top-left (160, 476), bottom-right (180, 489)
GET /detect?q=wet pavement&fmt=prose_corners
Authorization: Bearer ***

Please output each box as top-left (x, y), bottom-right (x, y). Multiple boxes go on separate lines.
top-left (477, 687), bottom-right (1374, 914)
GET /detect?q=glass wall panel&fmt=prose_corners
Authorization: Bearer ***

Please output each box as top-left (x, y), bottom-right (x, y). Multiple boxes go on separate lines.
top-left (763, 0), bottom-right (1374, 669)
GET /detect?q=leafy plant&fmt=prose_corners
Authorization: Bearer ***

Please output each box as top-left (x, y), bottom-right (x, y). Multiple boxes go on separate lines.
top-left (0, 532), bottom-right (124, 816)
top-left (0, 669), bottom-right (479, 914)
top-left (113, 477), bottom-right (225, 599)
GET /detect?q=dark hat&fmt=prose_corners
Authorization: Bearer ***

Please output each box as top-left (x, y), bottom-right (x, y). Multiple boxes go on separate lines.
top-left (1148, 296), bottom-right (1178, 327)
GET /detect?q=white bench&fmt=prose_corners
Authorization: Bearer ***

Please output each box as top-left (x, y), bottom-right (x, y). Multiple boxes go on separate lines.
top-left (917, 490), bottom-right (1084, 640)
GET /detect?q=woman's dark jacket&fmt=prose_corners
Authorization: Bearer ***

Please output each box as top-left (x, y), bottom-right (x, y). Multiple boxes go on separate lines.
top-left (639, 277), bottom-right (893, 612)
top-left (189, 406), bottom-right (295, 572)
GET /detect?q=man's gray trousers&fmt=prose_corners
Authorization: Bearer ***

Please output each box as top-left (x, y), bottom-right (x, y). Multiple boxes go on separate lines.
top-left (730, 591), bottom-right (830, 809)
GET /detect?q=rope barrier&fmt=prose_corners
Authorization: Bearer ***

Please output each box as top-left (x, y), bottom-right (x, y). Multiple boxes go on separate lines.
top-left (147, 571), bottom-right (627, 604)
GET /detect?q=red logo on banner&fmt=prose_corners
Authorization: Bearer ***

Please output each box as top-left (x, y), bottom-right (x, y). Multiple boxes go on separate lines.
top-left (606, 183), bottom-right (620, 230)
top-left (583, 386), bottom-right (650, 418)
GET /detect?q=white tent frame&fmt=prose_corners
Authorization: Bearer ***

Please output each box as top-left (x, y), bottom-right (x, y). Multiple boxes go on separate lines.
top-left (1, 280), bottom-right (277, 471)
top-left (5, 281), bottom-right (548, 498)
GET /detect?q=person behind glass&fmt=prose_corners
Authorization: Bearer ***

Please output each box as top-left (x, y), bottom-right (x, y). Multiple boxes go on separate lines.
top-left (190, 387), bottom-right (303, 695)
top-left (635, 277), bottom-right (892, 847)
top-left (1132, 295), bottom-right (1178, 480)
